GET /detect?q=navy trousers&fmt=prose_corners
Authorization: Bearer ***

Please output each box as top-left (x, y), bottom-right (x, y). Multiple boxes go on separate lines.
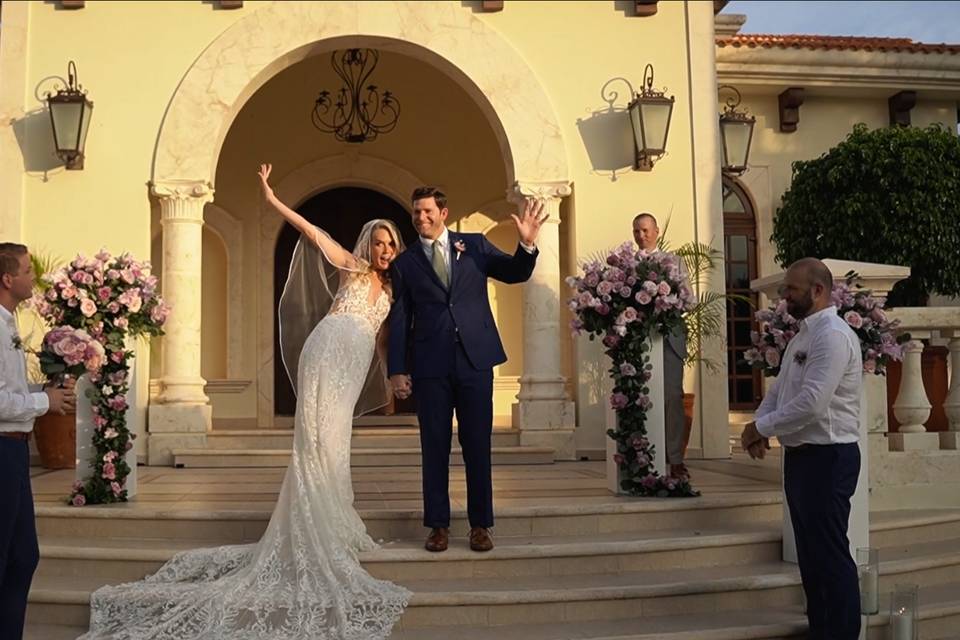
top-left (415, 341), bottom-right (494, 529)
top-left (0, 438), bottom-right (39, 640)
top-left (784, 443), bottom-right (861, 640)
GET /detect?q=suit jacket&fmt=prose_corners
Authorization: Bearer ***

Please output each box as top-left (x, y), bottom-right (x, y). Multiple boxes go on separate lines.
top-left (652, 249), bottom-right (689, 362)
top-left (387, 231), bottom-right (538, 378)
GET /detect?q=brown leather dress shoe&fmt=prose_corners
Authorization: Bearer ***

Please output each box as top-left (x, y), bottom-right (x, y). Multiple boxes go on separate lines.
top-left (469, 527), bottom-right (494, 552)
top-left (424, 527), bottom-right (449, 552)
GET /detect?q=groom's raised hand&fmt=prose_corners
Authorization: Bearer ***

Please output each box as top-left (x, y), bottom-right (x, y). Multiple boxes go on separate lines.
top-left (510, 197), bottom-right (548, 247)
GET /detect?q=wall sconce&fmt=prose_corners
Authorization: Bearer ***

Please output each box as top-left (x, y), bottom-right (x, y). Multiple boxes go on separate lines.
top-left (718, 84), bottom-right (755, 176)
top-left (45, 61), bottom-right (94, 170)
top-left (627, 64), bottom-right (675, 171)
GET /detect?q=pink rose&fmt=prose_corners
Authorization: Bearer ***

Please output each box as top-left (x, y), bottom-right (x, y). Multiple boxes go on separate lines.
top-left (115, 317), bottom-right (129, 330)
top-left (619, 362), bottom-right (637, 377)
top-left (657, 281), bottom-right (671, 296)
top-left (102, 462), bottom-right (116, 480)
top-left (80, 298), bottom-right (98, 318)
top-left (844, 311), bottom-right (863, 329)
top-left (97, 286), bottom-right (112, 301)
top-left (610, 392), bottom-right (629, 410)
top-left (111, 481), bottom-right (122, 496)
top-left (636, 291), bottom-right (652, 306)
top-left (764, 349), bottom-right (781, 368)
top-left (72, 494), bottom-right (86, 507)
top-left (864, 358), bottom-right (877, 374)
top-left (107, 302), bottom-right (120, 314)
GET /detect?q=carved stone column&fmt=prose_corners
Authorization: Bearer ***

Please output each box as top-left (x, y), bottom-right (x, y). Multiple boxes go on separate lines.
top-left (147, 180), bottom-right (213, 465)
top-left (508, 181), bottom-right (576, 459)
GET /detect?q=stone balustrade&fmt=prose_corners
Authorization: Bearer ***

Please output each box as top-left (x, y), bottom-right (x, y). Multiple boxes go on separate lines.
top-left (885, 306), bottom-right (960, 451)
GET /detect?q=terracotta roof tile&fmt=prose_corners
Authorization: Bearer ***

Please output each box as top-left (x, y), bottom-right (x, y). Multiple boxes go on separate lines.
top-left (717, 34), bottom-right (960, 55)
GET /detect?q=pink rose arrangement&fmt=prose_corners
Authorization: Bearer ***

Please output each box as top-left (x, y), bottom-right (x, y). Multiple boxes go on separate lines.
top-left (567, 243), bottom-right (698, 498)
top-left (36, 326), bottom-right (106, 382)
top-left (745, 273), bottom-right (909, 377)
top-left (32, 249), bottom-right (169, 505)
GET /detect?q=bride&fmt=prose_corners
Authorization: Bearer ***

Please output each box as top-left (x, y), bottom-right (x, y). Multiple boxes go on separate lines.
top-left (80, 164), bottom-right (412, 639)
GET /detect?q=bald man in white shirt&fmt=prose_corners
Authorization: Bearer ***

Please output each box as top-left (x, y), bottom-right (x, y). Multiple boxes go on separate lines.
top-left (0, 243), bottom-right (74, 639)
top-left (741, 258), bottom-right (862, 640)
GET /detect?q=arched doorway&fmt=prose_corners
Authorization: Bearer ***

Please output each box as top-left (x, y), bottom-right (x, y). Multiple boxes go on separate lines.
top-left (273, 186), bottom-right (418, 417)
top-left (722, 177), bottom-right (762, 409)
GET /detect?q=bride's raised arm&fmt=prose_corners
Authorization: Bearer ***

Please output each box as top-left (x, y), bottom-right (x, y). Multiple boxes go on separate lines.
top-left (258, 163), bottom-right (360, 271)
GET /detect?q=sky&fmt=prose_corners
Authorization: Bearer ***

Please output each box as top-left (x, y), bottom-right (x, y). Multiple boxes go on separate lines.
top-left (723, 1), bottom-right (960, 43)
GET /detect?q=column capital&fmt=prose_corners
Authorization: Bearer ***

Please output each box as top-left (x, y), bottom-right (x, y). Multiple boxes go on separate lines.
top-left (151, 180), bottom-right (214, 221)
top-left (507, 180), bottom-right (572, 204)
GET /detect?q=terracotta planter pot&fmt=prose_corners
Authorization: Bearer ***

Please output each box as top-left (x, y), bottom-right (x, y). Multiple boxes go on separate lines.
top-left (682, 392), bottom-right (695, 455)
top-left (33, 411), bottom-right (76, 469)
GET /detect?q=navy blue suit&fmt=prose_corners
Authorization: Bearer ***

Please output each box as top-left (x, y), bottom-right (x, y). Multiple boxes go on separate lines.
top-left (388, 231), bottom-right (537, 528)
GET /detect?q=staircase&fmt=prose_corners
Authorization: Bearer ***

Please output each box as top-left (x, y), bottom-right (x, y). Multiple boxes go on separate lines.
top-left (25, 472), bottom-right (960, 639)
top-left (171, 424), bottom-right (555, 468)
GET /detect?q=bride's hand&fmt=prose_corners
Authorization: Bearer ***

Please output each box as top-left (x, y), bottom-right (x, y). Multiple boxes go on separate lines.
top-left (258, 164), bottom-right (274, 196)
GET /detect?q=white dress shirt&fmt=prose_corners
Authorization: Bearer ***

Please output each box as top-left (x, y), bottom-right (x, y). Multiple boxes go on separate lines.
top-left (755, 305), bottom-right (862, 446)
top-left (420, 228), bottom-right (452, 274)
top-left (0, 305), bottom-right (49, 432)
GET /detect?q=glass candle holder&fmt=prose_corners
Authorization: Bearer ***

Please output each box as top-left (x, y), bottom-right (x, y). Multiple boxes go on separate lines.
top-left (888, 583), bottom-right (918, 640)
top-left (858, 547), bottom-right (880, 615)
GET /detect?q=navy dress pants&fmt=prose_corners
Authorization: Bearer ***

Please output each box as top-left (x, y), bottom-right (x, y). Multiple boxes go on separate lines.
top-left (0, 438), bottom-right (40, 640)
top-left (784, 443), bottom-right (861, 640)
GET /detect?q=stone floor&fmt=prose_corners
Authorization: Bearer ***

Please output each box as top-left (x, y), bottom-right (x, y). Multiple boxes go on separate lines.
top-left (29, 452), bottom-right (784, 513)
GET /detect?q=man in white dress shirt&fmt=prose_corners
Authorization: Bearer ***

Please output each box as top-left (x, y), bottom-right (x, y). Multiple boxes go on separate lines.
top-left (0, 243), bottom-right (74, 639)
top-left (741, 258), bottom-right (862, 640)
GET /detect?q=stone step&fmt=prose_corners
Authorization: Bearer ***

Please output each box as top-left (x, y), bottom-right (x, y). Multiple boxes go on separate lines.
top-left (27, 557), bottom-right (960, 632)
top-left (171, 445), bottom-right (555, 468)
top-left (872, 509), bottom-right (960, 547)
top-left (204, 427), bottom-right (521, 450)
top-left (36, 526), bottom-right (785, 584)
top-left (23, 624), bottom-right (86, 640)
top-left (388, 581), bottom-right (960, 638)
top-left (35, 493), bottom-right (783, 543)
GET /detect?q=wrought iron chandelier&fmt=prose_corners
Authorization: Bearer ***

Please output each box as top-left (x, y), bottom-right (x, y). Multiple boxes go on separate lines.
top-left (312, 48), bottom-right (401, 143)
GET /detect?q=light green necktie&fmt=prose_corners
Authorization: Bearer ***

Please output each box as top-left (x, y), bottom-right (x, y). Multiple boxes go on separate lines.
top-left (431, 239), bottom-right (449, 288)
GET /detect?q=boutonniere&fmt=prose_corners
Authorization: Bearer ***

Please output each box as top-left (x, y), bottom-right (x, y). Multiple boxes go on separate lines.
top-left (793, 351), bottom-right (808, 365)
top-left (454, 240), bottom-right (466, 261)
top-left (11, 334), bottom-right (23, 351)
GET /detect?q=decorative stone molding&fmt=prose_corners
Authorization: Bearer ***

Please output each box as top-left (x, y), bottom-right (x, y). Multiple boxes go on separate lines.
top-left (888, 90), bottom-right (917, 127)
top-left (151, 181), bottom-right (215, 221)
top-left (777, 88), bottom-right (805, 133)
top-left (508, 181), bottom-right (572, 224)
top-left (152, 1), bottom-right (568, 188)
top-left (205, 379), bottom-right (253, 394)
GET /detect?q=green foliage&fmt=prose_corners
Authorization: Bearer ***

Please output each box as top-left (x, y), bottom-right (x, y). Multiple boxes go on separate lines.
top-left (659, 226), bottom-right (749, 371)
top-left (772, 123), bottom-right (960, 306)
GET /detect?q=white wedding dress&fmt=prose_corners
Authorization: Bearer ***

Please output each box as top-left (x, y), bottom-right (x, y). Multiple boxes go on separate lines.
top-left (81, 275), bottom-right (411, 640)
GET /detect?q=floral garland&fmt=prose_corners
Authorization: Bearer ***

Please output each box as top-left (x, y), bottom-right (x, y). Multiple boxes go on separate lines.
top-left (567, 243), bottom-right (699, 497)
top-left (32, 250), bottom-right (169, 505)
top-left (745, 273), bottom-right (909, 377)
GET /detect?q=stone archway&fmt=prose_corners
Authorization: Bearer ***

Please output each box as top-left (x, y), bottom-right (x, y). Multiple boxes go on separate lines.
top-left (152, 1), bottom-right (568, 188)
top-left (147, 1), bottom-right (575, 461)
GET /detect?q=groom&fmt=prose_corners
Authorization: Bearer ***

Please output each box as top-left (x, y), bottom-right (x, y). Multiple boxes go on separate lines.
top-left (388, 187), bottom-right (545, 552)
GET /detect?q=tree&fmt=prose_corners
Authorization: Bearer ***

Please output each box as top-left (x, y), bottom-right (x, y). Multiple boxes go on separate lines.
top-left (772, 123), bottom-right (960, 306)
